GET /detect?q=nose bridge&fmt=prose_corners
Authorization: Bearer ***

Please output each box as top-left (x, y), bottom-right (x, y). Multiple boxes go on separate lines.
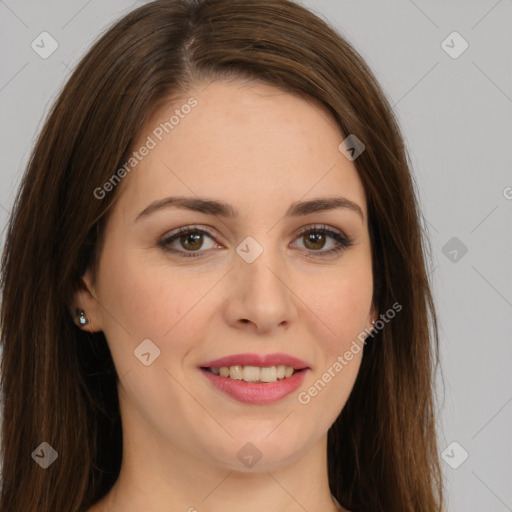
top-left (236, 232), bottom-right (286, 296)
top-left (229, 231), bottom-right (296, 331)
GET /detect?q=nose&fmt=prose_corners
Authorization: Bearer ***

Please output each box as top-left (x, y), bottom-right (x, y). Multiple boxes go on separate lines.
top-left (223, 246), bottom-right (298, 335)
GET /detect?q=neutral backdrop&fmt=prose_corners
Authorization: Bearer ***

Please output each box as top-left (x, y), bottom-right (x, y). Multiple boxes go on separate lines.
top-left (0, 1), bottom-right (511, 511)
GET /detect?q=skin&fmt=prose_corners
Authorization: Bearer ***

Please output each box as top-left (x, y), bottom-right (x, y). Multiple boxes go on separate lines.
top-left (74, 79), bottom-right (376, 512)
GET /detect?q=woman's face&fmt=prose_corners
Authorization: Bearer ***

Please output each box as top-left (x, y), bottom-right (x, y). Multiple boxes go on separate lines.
top-left (79, 79), bottom-right (375, 471)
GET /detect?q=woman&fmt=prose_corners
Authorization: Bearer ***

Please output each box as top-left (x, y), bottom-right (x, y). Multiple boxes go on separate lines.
top-left (0, 1), bottom-right (443, 511)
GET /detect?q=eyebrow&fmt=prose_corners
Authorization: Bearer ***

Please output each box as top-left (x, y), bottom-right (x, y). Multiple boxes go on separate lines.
top-left (134, 195), bottom-right (364, 222)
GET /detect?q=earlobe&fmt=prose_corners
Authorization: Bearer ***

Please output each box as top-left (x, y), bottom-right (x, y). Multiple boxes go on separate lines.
top-left (369, 304), bottom-right (378, 331)
top-left (70, 269), bottom-right (103, 332)
top-left (75, 308), bottom-right (90, 327)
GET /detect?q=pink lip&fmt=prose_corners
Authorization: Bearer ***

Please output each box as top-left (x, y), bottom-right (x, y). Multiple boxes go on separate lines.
top-left (200, 368), bottom-right (309, 405)
top-left (200, 353), bottom-right (310, 370)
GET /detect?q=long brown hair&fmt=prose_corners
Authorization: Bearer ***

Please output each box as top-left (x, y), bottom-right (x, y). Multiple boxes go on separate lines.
top-left (0, 1), bottom-right (443, 510)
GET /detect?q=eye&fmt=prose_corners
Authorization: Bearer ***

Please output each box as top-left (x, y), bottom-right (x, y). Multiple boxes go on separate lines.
top-left (158, 224), bottom-right (353, 258)
top-left (292, 225), bottom-right (353, 257)
top-left (158, 226), bottom-right (218, 257)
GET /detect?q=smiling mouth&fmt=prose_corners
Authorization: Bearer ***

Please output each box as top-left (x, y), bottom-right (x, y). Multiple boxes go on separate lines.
top-left (202, 365), bottom-right (304, 383)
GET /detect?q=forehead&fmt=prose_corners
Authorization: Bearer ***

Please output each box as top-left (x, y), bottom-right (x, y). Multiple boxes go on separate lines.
top-left (115, 79), bottom-right (367, 220)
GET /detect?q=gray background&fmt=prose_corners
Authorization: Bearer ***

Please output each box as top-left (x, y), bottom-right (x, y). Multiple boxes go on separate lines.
top-left (1, 1), bottom-right (511, 511)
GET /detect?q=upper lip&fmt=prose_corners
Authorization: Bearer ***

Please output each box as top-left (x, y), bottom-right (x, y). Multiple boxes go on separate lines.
top-left (200, 353), bottom-right (310, 370)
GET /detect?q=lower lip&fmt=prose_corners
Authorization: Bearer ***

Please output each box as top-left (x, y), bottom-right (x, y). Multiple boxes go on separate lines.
top-left (200, 368), bottom-right (308, 404)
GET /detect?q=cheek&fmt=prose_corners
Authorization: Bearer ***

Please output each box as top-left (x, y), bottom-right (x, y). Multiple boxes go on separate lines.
top-left (295, 274), bottom-right (370, 427)
top-left (305, 265), bottom-right (373, 351)
top-left (96, 246), bottom-right (223, 371)
top-left (97, 246), bottom-right (189, 334)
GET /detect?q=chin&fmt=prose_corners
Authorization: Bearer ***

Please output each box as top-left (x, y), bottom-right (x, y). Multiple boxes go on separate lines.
top-left (202, 429), bottom-right (313, 473)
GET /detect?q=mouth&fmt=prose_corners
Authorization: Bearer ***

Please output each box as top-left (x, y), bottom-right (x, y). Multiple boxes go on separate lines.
top-left (198, 353), bottom-right (310, 404)
top-left (201, 364), bottom-right (304, 383)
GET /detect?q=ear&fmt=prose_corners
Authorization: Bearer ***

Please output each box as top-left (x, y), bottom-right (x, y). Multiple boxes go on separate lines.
top-left (69, 268), bottom-right (104, 333)
top-left (368, 302), bottom-right (378, 331)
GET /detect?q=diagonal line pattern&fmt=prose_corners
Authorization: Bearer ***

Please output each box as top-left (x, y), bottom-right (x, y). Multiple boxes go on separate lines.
top-left (472, 471), bottom-right (512, 511)
top-left (163, 267), bottom-right (234, 337)
top-left (266, 472), bottom-right (310, 511)
top-left (265, 265), bottom-right (337, 336)
top-left (471, 0), bottom-right (503, 30)
top-left (470, 205), bottom-right (499, 233)
top-left (426, 219), bottom-right (439, 235)
top-left (87, 290), bottom-right (132, 336)
top-left (163, 367), bottom-right (234, 439)
top-left (2, 3), bottom-right (509, 511)
top-left (472, 396), bottom-right (512, 439)
top-left (199, 80), bottom-right (213, 94)
top-left (265, 410), bottom-right (294, 438)
top-left (161, 163), bottom-right (339, 337)
top-left (163, 163), bottom-right (232, 234)
top-left (471, 265), bottom-right (512, 309)
top-left (61, 60), bottom-right (73, 72)
top-left (427, 264), bottom-right (438, 281)
top-left (163, 159), bottom-right (339, 338)
top-left (61, 0), bottom-right (93, 29)
top-left (201, 470), bottom-right (234, 502)
top-left (0, 62), bottom-right (29, 93)
top-left (118, 368), bottom-right (132, 382)
top-left (266, 164), bottom-right (336, 235)
top-left (472, 61), bottom-right (512, 104)
top-left (407, 0), bottom-right (439, 28)
top-left (0, 0), bottom-right (29, 29)
top-left (392, 62), bottom-right (439, 108)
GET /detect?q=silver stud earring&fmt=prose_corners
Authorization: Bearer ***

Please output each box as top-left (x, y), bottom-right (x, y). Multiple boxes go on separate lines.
top-left (76, 309), bottom-right (89, 326)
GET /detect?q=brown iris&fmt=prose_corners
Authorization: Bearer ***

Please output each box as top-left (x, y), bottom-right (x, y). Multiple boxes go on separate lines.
top-left (303, 232), bottom-right (326, 251)
top-left (180, 232), bottom-right (204, 251)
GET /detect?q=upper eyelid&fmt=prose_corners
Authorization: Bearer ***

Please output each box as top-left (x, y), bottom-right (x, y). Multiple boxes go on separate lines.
top-left (161, 224), bottom-right (346, 242)
top-left (159, 224), bottom-right (349, 250)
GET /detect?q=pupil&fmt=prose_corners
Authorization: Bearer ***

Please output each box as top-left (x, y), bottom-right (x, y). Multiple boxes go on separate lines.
top-left (306, 233), bottom-right (324, 250)
top-left (182, 232), bottom-right (202, 250)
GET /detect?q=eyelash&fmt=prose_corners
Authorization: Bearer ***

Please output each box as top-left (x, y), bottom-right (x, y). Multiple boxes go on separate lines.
top-left (158, 224), bottom-right (353, 259)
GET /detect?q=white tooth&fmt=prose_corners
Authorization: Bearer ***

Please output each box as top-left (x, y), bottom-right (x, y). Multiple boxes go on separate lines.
top-left (260, 366), bottom-right (278, 383)
top-left (214, 364), bottom-right (295, 381)
top-left (243, 365), bottom-right (261, 382)
top-left (229, 365), bottom-right (243, 380)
